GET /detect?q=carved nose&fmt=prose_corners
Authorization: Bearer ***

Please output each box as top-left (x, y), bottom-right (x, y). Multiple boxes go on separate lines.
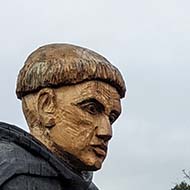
top-left (96, 116), bottom-right (112, 142)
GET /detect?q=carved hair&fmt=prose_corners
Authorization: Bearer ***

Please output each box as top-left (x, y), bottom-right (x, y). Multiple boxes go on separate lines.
top-left (16, 43), bottom-right (126, 99)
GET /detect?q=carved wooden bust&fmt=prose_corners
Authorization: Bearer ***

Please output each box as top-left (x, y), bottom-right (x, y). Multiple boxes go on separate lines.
top-left (16, 43), bottom-right (126, 173)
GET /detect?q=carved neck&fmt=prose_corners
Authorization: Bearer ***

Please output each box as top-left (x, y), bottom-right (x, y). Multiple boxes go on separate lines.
top-left (50, 143), bottom-right (88, 174)
top-left (30, 128), bottom-right (85, 173)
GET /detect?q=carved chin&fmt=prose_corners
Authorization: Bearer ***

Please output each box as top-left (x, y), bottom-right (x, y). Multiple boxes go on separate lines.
top-left (80, 160), bottom-right (102, 171)
top-left (80, 154), bottom-right (105, 171)
top-left (92, 160), bottom-right (102, 171)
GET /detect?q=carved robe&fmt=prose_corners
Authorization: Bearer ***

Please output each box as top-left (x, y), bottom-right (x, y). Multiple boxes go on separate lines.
top-left (0, 122), bottom-right (98, 190)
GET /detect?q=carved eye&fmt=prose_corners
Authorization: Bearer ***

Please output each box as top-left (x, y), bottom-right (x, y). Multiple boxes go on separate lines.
top-left (77, 98), bottom-right (104, 115)
top-left (84, 102), bottom-right (101, 115)
top-left (109, 112), bottom-right (119, 124)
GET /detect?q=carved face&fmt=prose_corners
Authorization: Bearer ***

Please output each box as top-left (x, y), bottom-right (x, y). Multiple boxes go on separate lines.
top-left (50, 81), bottom-right (121, 171)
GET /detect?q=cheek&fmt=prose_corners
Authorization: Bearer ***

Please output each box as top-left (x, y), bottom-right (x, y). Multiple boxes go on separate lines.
top-left (53, 106), bottom-right (96, 150)
top-left (76, 119), bottom-right (95, 149)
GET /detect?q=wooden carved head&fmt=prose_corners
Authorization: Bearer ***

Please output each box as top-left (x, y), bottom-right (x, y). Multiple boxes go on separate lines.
top-left (16, 44), bottom-right (126, 171)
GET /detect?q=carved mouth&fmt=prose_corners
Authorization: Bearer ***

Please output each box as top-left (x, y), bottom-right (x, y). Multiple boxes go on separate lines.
top-left (91, 144), bottom-right (107, 157)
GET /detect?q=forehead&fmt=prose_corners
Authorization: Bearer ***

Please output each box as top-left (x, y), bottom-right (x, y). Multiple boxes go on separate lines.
top-left (55, 81), bottom-right (121, 111)
top-left (78, 81), bottom-right (120, 101)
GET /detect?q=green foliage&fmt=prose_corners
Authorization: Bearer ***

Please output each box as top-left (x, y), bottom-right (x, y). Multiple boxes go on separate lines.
top-left (171, 181), bottom-right (190, 190)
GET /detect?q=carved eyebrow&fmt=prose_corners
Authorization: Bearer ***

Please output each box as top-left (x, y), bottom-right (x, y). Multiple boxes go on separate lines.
top-left (76, 98), bottom-right (105, 111)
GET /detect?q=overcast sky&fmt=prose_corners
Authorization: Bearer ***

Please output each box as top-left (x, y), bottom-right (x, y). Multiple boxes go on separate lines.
top-left (0, 0), bottom-right (190, 189)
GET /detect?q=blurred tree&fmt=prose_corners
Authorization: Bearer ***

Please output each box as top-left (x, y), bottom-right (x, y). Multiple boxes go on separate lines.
top-left (171, 170), bottom-right (190, 190)
top-left (182, 170), bottom-right (190, 181)
top-left (171, 181), bottom-right (190, 190)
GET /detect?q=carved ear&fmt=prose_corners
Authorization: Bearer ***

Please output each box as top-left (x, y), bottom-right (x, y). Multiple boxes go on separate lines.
top-left (37, 88), bottom-right (56, 128)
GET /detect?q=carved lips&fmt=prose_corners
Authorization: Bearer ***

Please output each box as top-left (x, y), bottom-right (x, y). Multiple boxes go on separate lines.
top-left (91, 144), bottom-right (107, 157)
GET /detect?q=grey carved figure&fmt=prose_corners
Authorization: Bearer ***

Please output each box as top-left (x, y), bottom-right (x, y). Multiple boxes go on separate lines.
top-left (0, 44), bottom-right (126, 190)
